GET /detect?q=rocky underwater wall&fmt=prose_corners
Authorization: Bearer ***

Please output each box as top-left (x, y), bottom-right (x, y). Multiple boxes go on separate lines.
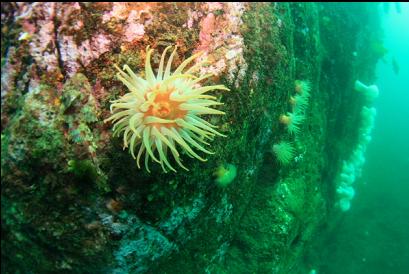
top-left (1, 3), bottom-right (382, 273)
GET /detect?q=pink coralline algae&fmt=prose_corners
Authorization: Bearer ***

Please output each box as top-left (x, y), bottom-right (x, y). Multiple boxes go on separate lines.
top-left (101, 2), bottom-right (130, 23)
top-left (207, 2), bottom-right (224, 12)
top-left (185, 10), bottom-right (200, 29)
top-left (77, 34), bottom-right (113, 67)
top-left (102, 3), bottom-right (154, 43)
top-left (1, 48), bottom-right (17, 108)
top-left (198, 13), bottom-right (216, 51)
top-left (191, 3), bottom-right (248, 87)
top-left (58, 33), bottom-right (113, 76)
top-left (13, 3), bottom-right (115, 77)
top-left (2, 2), bottom-right (251, 121)
top-left (10, 2), bottom-right (247, 84)
top-left (58, 35), bottom-right (79, 76)
top-left (123, 11), bottom-right (145, 43)
top-left (124, 22), bottom-right (145, 42)
top-left (23, 3), bottom-right (59, 73)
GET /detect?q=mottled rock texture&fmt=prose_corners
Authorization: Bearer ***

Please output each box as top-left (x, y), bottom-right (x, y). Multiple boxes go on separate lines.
top-left (1, 3), bottom-right (381, 273)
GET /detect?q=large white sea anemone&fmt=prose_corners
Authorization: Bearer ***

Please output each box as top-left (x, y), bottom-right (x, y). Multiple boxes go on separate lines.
top-left (355, 80), bottom-right (379, 102)
top-left (105, 46), bottom-right (229, 172)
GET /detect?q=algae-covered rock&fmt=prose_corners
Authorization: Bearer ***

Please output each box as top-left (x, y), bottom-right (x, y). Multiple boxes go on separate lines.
top-left (1, 3), bottom-right (381, 273)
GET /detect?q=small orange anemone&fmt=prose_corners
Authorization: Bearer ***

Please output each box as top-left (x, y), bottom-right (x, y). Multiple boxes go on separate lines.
top-left (289, 96), bottom-right (296, 106)
top-left (290, 94), bottom-right (309, 113)
top-left (280, 114), bottom-right (291, 125)
top-left (294, 80), bottom-right (311, 97)
top-left (214, 163), bottom-right (237, 187)
top-left (279, 112), bottom-right (304, 135)
top-left (272, 141), bottom-right (295, 165)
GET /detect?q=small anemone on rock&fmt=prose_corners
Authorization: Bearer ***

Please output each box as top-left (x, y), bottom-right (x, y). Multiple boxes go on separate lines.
top-left (214, 163), bottom-right (237, 187)
top-left (294, 80), bottom-right (311, 98)
top-left (290, 94), bottom-right (309, 114)
top-left (279, 112), bottom-right (304, 135)
top-left (272, 141), bottom-right (295, 165)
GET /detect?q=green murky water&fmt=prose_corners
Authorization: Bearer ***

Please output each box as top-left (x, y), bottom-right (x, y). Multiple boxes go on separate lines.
top-left (308, 4), bottom-right (409, 273)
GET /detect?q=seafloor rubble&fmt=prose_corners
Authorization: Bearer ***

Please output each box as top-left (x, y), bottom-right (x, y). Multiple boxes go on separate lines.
top-left (1, 3), bottom-right (382, 273)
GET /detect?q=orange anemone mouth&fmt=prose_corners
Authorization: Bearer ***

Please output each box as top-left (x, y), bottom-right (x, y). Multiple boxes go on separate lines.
top-left (295, 84), bottom-right (302, 94)
top-left (280, 114), bottom-right (291, 125)
top-left (143, 87), bottom-right (188, 128)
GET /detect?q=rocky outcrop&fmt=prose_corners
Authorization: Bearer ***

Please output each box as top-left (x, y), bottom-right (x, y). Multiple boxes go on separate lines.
top-left (1, 3), bottom-right (381, 273)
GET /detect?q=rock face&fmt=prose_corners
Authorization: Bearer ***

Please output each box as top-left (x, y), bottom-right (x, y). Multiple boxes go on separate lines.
top-left (1, 3), bottom-right (381, 273)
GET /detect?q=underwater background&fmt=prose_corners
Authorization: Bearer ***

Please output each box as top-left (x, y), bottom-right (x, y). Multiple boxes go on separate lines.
top-left (306, 3), bottom-right (409, 274)
top-left (1, 2), bottom-right (408, 274)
